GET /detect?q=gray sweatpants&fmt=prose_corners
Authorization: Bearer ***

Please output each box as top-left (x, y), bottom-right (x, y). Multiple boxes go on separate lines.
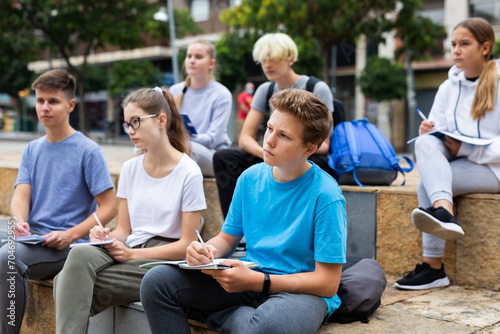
top-left (415, 135), bottom-right (500, 258)
top-left (191, 141), bottom-right (216, 177)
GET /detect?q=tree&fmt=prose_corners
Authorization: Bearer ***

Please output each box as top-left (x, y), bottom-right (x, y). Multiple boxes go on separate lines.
top-left (0, 1), bottom-right (201, 133)
top-left (219, 0), bottom-right (401, 83)
top-left (217, 0), bottom-right (446, 93)
top-left (358, 56), bottom-right (406, 102)
top-left (392, 0), bottom-right (447, 135)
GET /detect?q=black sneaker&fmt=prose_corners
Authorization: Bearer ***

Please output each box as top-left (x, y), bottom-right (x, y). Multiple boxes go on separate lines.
top-left (412, 206), bottom-right (464, 240)
top-left (394, 262), bottom-right (450, 290)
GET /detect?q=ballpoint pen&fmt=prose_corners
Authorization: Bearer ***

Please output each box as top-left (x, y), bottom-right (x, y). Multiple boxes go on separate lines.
top-left (417, 109), bottom-right (428, 122)
top-left (93, 212), bottom-right (109, 240)
top-left (12, 215), bottom-right (24, 230)
top-left (195, 229), bottom-right (213, 263)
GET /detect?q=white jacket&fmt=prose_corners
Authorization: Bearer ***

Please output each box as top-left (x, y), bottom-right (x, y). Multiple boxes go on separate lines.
top-left (429, 59), bottom-right (500, 180)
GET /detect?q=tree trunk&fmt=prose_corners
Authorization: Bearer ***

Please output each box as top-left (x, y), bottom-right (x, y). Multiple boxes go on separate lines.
top-left (78, 78), bottom-right (86, 134)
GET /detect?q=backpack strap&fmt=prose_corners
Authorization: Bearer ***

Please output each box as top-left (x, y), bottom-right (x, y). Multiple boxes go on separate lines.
top-left (342, 121), bottom-right (364, 187)
top-left (306, 76), bottom-right (320, 92)
top-left (362, 121), bottom-right (415, 186)
top-left (265, 81), bottom-right (276, 114)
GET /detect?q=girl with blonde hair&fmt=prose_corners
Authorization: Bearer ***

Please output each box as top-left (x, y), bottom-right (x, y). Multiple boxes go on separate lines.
top-left (395, 17), bottom-right (500, 290)
top-left (170, 39), bottom-right (232, 176)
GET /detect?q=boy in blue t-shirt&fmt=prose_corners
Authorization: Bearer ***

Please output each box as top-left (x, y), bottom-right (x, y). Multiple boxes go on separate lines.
top-left (0, 69), bottom-right (116, 334)
top-left (140, 88), bottom-right (347, 334)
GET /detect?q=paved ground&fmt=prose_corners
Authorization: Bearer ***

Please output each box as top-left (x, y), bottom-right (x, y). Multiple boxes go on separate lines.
top-left (1, 132), bottom-right (500, 333)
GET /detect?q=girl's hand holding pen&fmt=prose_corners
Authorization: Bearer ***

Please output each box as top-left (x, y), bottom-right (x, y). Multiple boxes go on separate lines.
top-left (419, 120), bottom-right (435, 135)
top-left (417, 108), bottom-right (434, 135)
top-left (89, 225), bottom-right (110, 242)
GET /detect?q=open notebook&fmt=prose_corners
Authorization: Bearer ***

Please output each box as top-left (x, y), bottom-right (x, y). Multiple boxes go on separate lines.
top-left (140, 258), bottom-right (257, 270)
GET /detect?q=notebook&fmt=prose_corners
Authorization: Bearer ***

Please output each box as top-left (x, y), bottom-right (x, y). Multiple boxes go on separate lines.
top-left (1, 235), bottom-right (47, 245)
top-left (69, 240), bottom-right (113, 248)
top-left (139, 258), bottom-right (257, 270)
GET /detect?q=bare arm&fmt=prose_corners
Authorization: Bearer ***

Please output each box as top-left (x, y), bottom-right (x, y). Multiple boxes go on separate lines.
top-left (206, 260), bottom-right (342, 297)
top-left (238, 109), bottom-right (266, 158)
top-left (186, 231), bottom-right (241, 265)
top-left (10, 183), bottom-right (32, 236)
top-left (43, 188), bottom-right (117, 249)
top-left (105, 210), bottom-right (201, 262)
top-left (316, 135), bottom-right (330, 155)
top-left (239, 102), bottom-right (250, 114)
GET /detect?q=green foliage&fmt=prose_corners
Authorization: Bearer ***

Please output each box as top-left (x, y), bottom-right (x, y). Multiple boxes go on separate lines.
top-left (358, 56), bottom-right (406, 101)
top-left (144, 7), bottom-right (203, 40)
top-left (109, 60), bottom-right (163, 98)
top-left (293, 37), bottom-right (323, 79)
top-left (493, 40), bottom-right (500, 58)
top-left (0, 59), bottom-right (33, 98)
top-left (83, 65), bottom-right (109, 92)
top-left (393, 0), bottom-right (447, 61)
top-left (215, 32), bottom-right (255, 92)
top-left (219, 0), bottom-right (399, 49)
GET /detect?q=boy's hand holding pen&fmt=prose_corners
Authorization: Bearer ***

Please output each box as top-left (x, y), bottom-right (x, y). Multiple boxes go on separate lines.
top-left (186, 229), bottom-right (216, 265)
top-left (12, 214), bottom-right (31, 237)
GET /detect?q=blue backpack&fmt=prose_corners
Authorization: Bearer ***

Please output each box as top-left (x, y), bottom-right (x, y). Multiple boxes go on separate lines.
top-left (329, 119), bottom-right (414, 187)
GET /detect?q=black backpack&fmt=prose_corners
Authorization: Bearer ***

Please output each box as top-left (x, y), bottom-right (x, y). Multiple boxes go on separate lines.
top-left (327, 257), bottom-right (387, 324)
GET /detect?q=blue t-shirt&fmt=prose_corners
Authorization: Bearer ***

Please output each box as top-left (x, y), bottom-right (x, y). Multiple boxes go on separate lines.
top-left (222, 162), bottom-right (347, 316)
top-left (15, 132), bottom-right (114, 241)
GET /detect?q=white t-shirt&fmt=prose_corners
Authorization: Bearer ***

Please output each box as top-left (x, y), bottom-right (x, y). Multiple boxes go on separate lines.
top-left (116, 153), bottom-right (206, 247)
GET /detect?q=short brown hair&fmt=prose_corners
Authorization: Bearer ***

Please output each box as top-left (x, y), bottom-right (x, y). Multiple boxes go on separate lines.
top-left (269, 88), bottom-right (332, 147)
top-left (31, 69), bottom-right (76, 100)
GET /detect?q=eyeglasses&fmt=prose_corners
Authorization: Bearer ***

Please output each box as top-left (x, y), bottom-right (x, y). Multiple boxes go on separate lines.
top-left (122, 114), bottom-right (159, 133)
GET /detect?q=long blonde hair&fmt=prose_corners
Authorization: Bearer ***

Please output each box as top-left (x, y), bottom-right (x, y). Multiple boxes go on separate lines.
top-left (122, 87), bottom-right (191, 156)
top-left (175, 39), bottom-right (216, 109)
top-left (455, 17), bottom-right (497, 120)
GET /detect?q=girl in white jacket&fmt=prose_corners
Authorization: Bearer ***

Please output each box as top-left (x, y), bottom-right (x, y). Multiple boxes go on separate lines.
top-left (395, 17), bottom-right (500, 290)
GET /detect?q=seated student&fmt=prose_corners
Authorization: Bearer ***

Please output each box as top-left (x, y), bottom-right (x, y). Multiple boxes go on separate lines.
top-left (395, 17), bottom-right (500, 290)
top-left (213, 32), bottom-right (342, 218)
top-left (53, 87), bottom-right (207, 333)
top-left (140, 88), bottom-right (347, 334)
top-left (170, 39), bottom-right (232, 177)
top-left (0, 69), bottom-right (116, 334)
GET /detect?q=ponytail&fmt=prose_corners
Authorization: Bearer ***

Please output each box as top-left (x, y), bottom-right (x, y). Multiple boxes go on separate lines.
top-left (162, 88), bottom-right (191, 156)
top-left (122, 87), bottom-right (191, 156)
top-left (454, 18), bottom-right (497, 120)
top-left (174, 76), bottom-right (191, 110)
top-left (470, 60), bottom-right (498, 120)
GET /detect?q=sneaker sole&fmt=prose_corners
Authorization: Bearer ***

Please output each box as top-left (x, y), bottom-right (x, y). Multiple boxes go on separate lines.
top-left (412, 209), bottom-right (465, 240)
top-left (393, 276), bottom-right (450, 290)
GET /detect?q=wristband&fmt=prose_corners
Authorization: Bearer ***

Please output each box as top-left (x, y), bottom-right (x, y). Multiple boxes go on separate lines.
top-left (262, 272), bottom-right (270, 294)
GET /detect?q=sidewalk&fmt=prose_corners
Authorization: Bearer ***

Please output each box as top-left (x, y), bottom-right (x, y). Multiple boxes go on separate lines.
top-left (1, 133), bottom-right (500, 333)
top-left (322, 277), bottom-right (500, 334)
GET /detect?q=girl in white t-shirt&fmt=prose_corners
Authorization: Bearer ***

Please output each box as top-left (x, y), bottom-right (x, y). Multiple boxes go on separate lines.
top-left (53, 87), bottom-right (207, 333)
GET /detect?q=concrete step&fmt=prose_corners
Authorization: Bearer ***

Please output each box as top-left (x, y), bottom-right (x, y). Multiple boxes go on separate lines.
top-left (21, 276), bottom-right (500, 334)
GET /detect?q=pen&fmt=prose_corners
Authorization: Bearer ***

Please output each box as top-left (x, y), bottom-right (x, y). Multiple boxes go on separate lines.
top-left (12, 215), bottom-right (22, 228)
top-left (195, 229), bottom-right (212, 263)
top-left (93, 212), bottom-right (109, 240)
top-left (417, 109), bottom-right (428, 122)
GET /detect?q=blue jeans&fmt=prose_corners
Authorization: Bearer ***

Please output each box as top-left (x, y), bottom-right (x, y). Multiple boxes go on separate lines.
top-left (140, 265), bottom-right (328, 334)
top-left (0, 227), bottom-right (69, 334)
